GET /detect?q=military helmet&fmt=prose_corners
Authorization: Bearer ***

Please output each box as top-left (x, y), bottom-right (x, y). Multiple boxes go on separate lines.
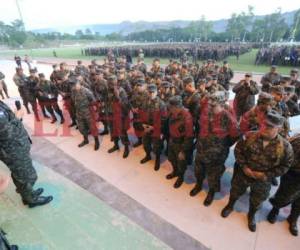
top-left (265, 110), bottom-right (284, 128)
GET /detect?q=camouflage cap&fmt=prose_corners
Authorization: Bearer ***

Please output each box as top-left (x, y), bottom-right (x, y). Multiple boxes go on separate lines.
top-left (107, 74), bottom-right (117, 82)
top-left (270, 85), bottom-right (284, 95)
top-left (168, 95), bottom-right (183, 108)
top-left (38, 73), bottom-right (45, 78)
top-left (29, 68), bottom-right (37, 74)
top-left (284, 85), bottom-right (295, 94)
top-left (208, 91), bottom-right (226, 104)
top-left (161, 81), bottom-right (171, 88)
top-left (290, 68), bottom-right (299, 74)
top-left (183, 76), bottom-right (194, 86)
top-left (198, 78), bottom-right (207, 85)
top-left (147, 84), bottom-right (157, 92)
top-left (271, 65), bottom-right (277, 69)
top-left (68, 76), bottom-right (78, 84)
top-left (136, 79), bottom-right (146, 86)
top-left (257, 92), bottom-right (274, 105)
top-left (265, 110), bottom-right (284, 128)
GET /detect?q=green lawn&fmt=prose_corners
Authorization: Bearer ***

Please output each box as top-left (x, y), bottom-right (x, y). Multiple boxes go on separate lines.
top-left (0, 47), bottom-right (296, 75)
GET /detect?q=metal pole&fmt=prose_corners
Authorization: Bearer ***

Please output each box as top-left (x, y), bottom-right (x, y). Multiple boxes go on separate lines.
top-left (15, 0), bottom-right (25, 30)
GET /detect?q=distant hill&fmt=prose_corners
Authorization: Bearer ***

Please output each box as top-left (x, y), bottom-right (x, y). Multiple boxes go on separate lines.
top-left (31, 10), bottom-right (297, 35)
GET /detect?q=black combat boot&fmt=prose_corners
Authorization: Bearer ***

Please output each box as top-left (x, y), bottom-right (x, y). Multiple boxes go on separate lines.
top-left (203, 189), bottom-right (215, 207)
top-left (22, 188), bottom-right (44, 205)
top-left (78, 135), bottom-right (89, 147)
top-left (247, 206), bottom-right (257, 232)
top-left (123, 145), bottom-right (130, 158)
top-left (25, 104), bottom-right (31, 114)
top-left (94, 136), bottom-right (100, 151)
top-left (26, 196), bottom-right (53, 208)
top-left (166, 171), bottom-right (178, 180)
top-left (287, 211), bottom-right (299, 236)
top-left (154, 154), bottom-right (160, 171)
top-left (108, 139), bottom-right (120, 153)
top-left (267, 207), bottom-right (279, 224)
top-left (190, 181), bottom-right (203, 197)
top-left (174, 176), bottom-right (184, 189)
top-left (221, 198), bottom-right (236, 218)
top-left (271, 177), bottom-right (278, 186)
top-left (133, 137), bottom-right (142, 148)
top-left (140, 153), bottom-right (151, 164)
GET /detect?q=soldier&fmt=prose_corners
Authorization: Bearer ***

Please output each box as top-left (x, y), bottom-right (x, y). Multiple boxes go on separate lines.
top-left (290, 69), bottom-right (300, 98)
top-left (205, 76), bottom-right (225, 94)
top-left (106, 75), bottom-right (130, 158)
top-left (218, 61), bottom-right (234, 91)
top-left (75, 60), bottom-right (88, 77)
top-left (72, 81), bottom-right (100, 151)
top-left (0, 71), bottom-right (9, 99)
top-left (190, 91), bottom-right (239, 206)
top-left (13, 67), bottom-right (31, 114)
top-left (0, 100), bottom-right (53, 207)
top-left (232, 73), bottom-right (259, 120)
top-left (267, 134), bottom-right (300, 236)
top-left (284, 85), bottom-right (300, 116)
top-left (260, 65), bottom-right (281, 93)
top-left (221, 111), bottom-right (294, 232)
top-left (140, 84), bottom-right (167, 171)
top-left (36, 73), bottom-right (65, 124)
top-left (130, 79), bottom-right (148, 147)
top-left (90, 71), bottom-right (109, 135)
top-left (166, 96), bottom-right (194, 188)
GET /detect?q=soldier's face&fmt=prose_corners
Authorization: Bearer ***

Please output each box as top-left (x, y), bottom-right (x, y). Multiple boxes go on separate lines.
top-left (149, 91), bottom-right (157, 99)
top-left (75, 83), bottom-right (81, 91)
top-left (260, 126), bottom-right (279, 139)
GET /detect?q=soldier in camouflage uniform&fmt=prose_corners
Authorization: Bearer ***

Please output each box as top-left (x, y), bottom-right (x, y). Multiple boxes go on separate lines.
top-left (36, 73), bottom-right (65, 124)
top-left (0, 71), bottom-right (9, 99)
top-left (106, 75), bottom-right (130, 158)
top-left (75, 60), bottom-right (89, 77)
top-left (166, 96), bottom-right (194, 188)
top-left (0, 100), bottom-right (53, 207)
top-left (190, 91), bottom-right (239, 206)
top-left (130, 79), bottom-right (148, 148)
top-left (217, 61), bottom-right (234, 91)
top-left (140, 84), bottom-right (167, 171)
top-left (267, 134), bottom-right (300, 236)
top-left (290, 69), bottom-right (300, 98)
top-left (284, 85), bottom-right (300, 116)
top-left (72, 81), bottom-right (100, 151)
top-left (90, 70), bottom-right (109, 135)
top-left (260, 65), bottom-right (282, 93)
top-left (221, 110), bottom-right (294, 232)
top-left (232, 73), bottom-right (259, 120)
top-left (13, 68), bottom-right (31, 114)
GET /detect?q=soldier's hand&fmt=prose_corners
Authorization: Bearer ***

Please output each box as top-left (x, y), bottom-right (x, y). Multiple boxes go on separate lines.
top-left (178, 151), bottom-right (185, 161)
top-left (243, 166), bottom-right (255, 178)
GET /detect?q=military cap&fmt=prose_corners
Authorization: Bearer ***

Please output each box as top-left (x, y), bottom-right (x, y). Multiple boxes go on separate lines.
top-left (290, 68), bottom-right (299, 74)
top-left (212, 75), bottom-right (218, 80)
top-left (208, 91), bottom-right (226, 104)
top-left (265, 110), bottom-right (284, 128)
top-left (168, 95), bottom-right (183, 108)
top-left (161, 81), bottom-right (171, 88)
top-left (281, 76), bottom-right (291, 82)
top-left (182, 64), bottom-right (188, 69)
top-left (207, 59), bottom-right (212, 63)
top-left (38, 73), bottom-right (45, 78)
top-left (68, 77), bottom-right (78, 84)
top-left (245, 72), bottom-right (252, 77)
top-left (107, 75), bottom-right (117, 81)
top-left (270, 85), bottom-right (284, 95)
top-left (52, 64), bottom-right (58, 69)
top-left (147, 84), bottom-right (157, 92)
top-left (136, 79), bottom-right (146, 86)
top-left (206, 76), bottom-right (212, 81)
top-left (95, 69), bottom-right (104, 75)
top-left (183, 76), bottom-right (194, 86)
top-left (257, 92), bottom-right (274, 105)
top-left (284, 85), bottom-right (295, 94)
top-left (271, 65), bottom-right (277, 69)
top-left (223, 60), bottom-right (228, 64)
top-left (155, 72), bottom-right (164, 79)
top-left (198, 78), bottom-right (207, 85)
top-left (29, 68), bottom-right (37, 74)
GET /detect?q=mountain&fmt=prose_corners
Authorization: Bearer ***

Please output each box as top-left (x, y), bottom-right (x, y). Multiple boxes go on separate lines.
top-left (31, 10), bottom-right (298, 35)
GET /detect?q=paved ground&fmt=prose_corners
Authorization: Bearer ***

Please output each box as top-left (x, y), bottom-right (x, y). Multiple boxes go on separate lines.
top-left (0, 59), bottom-right (300, 250)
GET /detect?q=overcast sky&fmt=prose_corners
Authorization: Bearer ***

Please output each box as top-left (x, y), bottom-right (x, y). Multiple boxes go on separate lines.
top-left (1, 0), bottom-right (299, 30)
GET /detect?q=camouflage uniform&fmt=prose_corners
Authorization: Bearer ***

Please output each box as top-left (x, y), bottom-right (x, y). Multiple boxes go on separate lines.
top-left (0, 72), bottom-right (9, 99)
top-left (218, 64), bottom-right (234, 91)
top-left (191, 93), bottom-right (239, 205)
top-left (0, 101), bottom-right (52, 207)
top-left (167, 96), bottom-right (194, 188)
top-left (222, 113), bottom-right (294, 232)
top-left (260, 69), bottom-right (281, 93)
top-left (268, 134), bottom-right (300, 236)
top-left (232, 77), bottom-right (259, 120)
top-left (13, 71), bottom-right (31, 113)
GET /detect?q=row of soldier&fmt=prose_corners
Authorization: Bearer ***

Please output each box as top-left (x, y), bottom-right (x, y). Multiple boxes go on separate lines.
top-left (255, 46), bottom-right (300, 66)
top-left (84, 43), bottom-right (251, 62)
top-left (9, 55), bottom-right (300, 235)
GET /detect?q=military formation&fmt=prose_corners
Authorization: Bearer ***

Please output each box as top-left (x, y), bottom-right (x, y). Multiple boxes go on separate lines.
top-left (256, 46), bottom-right (300, 66)
top-left (84, 43), bottom-right (251, 62)
top-left (1, 51), bottom-right (300, 236)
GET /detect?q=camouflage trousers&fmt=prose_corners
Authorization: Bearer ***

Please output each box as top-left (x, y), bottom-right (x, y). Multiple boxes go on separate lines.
top-left (3, 153), bottom-right (37, 202)
top-left (194, 141), bottom-right (229, 192)
top-left (77, 115), bottom-right (98, 137)
top-left (269, 170), bottom-right (300, 215)
top-left (168, 140), bottom-right (188, 177)
top-left (142, 132), bottom-right (162, 155)
top-left (229, 165), bottom-right (272, 211)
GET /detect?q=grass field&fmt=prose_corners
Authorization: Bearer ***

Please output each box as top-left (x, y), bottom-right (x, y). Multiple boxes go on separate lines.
top-left (0, 46), bottom-right (296, 75)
